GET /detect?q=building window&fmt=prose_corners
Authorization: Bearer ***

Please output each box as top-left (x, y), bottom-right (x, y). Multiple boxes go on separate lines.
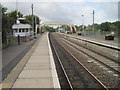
top-left (19, 29), bottom-right (22, 32)
top-left (22, 29), bottom-right (25, 32)
top-left (26, 29), bottom-right (28, 32)
top-left (14, 29), bottom-right (18, 32)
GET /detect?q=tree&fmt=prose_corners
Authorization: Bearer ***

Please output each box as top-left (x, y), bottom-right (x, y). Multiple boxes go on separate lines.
top-left (100, 22), bottom-right (111, 31)
top-left (2, 6), bottom-right (24, 45)
top-left (94, 23), bottom-right (100, 31)
top-left (23, 15), bottom-right (39, 25)
top-left (1, 5), bottom-right (8, 44)
top-left (111, 21), bottom-right (120, 32)
top-left (1, 5), bottom-right (41, 47)
top-left (7, 10), bottom-right (23, 28)
top-left (43, 26), bottom-right (57, 32)
top-left (75, 25), bottom-right (79, 31)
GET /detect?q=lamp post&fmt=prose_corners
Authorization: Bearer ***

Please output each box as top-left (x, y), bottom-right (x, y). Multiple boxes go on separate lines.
top-left (92, 10), bottom-right (95, 34)
top-left (82, 15), bottom-right (84, 35)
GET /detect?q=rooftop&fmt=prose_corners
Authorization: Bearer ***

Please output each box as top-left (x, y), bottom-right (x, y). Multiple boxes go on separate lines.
top-left (12, 23), bottom-right (32, 29)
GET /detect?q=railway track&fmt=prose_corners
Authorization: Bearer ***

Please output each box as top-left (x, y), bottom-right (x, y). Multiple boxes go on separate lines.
top-left (57, 33), bottom-right (119, 75)
top-left (50, 37), bottom-right (73, 89)
top-left (49, 33), bottom-right (108, 89)
top-left (60, 33), bottom-right (119, 63)
top-left (67, 37), bottom-right (119, 63)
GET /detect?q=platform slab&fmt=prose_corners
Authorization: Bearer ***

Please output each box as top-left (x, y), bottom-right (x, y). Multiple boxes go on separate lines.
top-left (12, 32), bottom-right (60, 88)
top-left (12, 78), bottom-right (53, 88)
top-left (18, 70), bottom-right (52, 78)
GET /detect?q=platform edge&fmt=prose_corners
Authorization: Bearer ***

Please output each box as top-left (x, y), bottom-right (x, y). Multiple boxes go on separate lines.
top-left (47, 32), bottom-right (61, 89)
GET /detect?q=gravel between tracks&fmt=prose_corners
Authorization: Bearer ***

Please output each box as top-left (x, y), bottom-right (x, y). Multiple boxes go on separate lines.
top-left (52, 33), bottom-right (119, 88)
top-left (50, 33), bottom-right (106, 88)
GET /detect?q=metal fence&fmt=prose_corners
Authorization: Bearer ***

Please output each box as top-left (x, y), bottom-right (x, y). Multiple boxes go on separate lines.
top-left (2, 35), bottom-right (32, 48)
top-left (84, 31), bottom-right (119, 41)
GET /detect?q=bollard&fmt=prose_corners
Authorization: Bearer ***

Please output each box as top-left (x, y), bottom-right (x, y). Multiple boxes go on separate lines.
top-left (18, 35), bottom-right (20, 44)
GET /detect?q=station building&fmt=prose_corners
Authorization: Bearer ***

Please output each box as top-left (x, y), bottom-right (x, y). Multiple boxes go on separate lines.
top-left (12, 23), bottom-right (33, 41)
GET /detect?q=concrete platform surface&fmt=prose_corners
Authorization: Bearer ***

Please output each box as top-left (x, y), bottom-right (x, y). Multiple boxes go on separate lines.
top-left (12, 32), bottom-right (60, 88)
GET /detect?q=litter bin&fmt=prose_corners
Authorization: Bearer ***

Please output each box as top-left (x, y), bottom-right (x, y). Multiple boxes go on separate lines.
top-left (105, 34), bottom-right (114, 40)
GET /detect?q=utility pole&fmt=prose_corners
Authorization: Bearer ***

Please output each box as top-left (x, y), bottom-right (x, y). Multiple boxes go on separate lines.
top-left (92, 10), bottom-right (95, 34)
top-left (16, 0), bottom-right (20, 44)
top-left (31, 3), bottom-right (34, 38)
top-left (16, 0), bottom-right (18, 24)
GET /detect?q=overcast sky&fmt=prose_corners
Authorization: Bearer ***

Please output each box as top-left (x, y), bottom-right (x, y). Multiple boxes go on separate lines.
top-left (1, 0), bottom-right (119, 26)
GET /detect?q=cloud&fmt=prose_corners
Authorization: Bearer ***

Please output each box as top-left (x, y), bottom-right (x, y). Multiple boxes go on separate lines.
top-left (1, 0), bottom-right (119, 2)
top-left (91, 0), bottom-right (119, 2)
top-left (1, 2), bottom-right (118, 26)
top-left (1, 0), bottom-right (85, 2)
top-left (95, 10), bottom-right (107, 23)
top-left (93, 2), bottom-right (118, 23)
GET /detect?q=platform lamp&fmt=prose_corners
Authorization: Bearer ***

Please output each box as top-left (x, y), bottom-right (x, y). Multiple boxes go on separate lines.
top-left (82, 15), bottom-right (84, 35)
top-left (92, 10), bottom-right (95, 34)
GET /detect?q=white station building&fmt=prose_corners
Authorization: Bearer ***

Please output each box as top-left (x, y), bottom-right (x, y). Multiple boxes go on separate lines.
top-left (12, 23), bottom-right (33, 37)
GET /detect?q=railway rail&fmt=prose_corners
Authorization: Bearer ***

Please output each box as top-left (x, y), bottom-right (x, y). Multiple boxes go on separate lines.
top-left (60, 33), bottom-right (120, 51)
top-left (65, 36), bottom-right (119, 63)
top-left (57, 33), bottom-right (119, 75)
top-left (60, 33), bottom-right (119, 62)
top-left (50, 36), bottom-right (73, 89)
top-left (49, 33), bottom-right (108, 89)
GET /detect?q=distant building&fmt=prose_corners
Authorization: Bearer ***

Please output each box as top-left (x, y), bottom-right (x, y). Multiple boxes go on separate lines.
top-left (58, 28), bottom-right (65, 33)
top-left (12, 23), bottom-right (33, 37)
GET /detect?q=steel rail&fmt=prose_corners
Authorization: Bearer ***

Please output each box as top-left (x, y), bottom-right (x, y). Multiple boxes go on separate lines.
top-left (66, 37), bottom-right (119, 64)
top-left (60, 33), bottom-right (120, 51)
top-left (50, 36), bottom-right (73, 90)
top-left (61, 37), bottom-right (120, 74)
top-left (55, 36), bottom-right (109, 90)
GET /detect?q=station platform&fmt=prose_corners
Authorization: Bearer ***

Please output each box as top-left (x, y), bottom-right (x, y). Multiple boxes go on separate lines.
top-left (3, 32), bottom-right (60, 88)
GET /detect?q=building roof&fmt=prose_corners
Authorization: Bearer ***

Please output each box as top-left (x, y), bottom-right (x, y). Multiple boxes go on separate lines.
top-left (58, 28), bottom-right (64, 30)
top-left (12, 23), bottom-right (32, 29)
